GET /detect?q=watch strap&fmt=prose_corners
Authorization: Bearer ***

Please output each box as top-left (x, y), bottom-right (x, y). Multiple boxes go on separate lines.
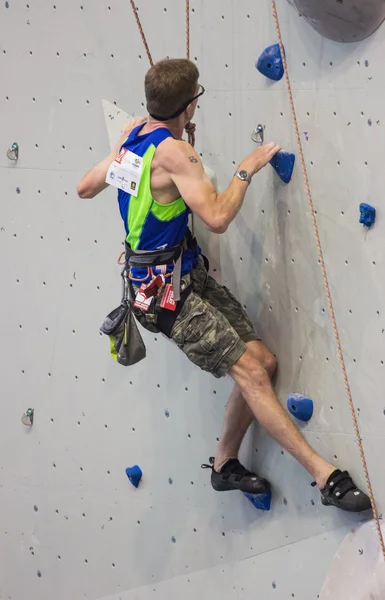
top-left (235, 170), bottom-right (252, 184)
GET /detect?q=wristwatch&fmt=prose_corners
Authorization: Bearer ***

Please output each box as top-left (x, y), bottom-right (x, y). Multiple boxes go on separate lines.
top-left (234, 169), bottom-right (252, 184)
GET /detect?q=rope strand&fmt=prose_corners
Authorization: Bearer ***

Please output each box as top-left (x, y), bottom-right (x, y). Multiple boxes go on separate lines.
top-left (271, 0), bottom-right (385, 559)
top-left (129, 0), bottom-right (195, 147)
top-left (186, 0), bottom-right (190, 60)
top-left (129, 0), bottom-right (153, 66)
top-left (184, 0), bottom-right (195, 147)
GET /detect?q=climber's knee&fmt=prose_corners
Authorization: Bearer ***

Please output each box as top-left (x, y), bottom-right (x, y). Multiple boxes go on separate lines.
top-left (246, 340), bottom-right (277, 378)
top-left (230, 347), bottom-right (272, 391)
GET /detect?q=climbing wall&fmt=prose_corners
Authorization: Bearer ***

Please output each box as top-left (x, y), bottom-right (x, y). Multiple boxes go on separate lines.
top-left (0, 1), bottom-right (384, 599)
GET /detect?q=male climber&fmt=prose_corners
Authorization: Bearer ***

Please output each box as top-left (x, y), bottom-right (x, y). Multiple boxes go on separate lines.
top-left (77, 58), bottom-right (371, 513)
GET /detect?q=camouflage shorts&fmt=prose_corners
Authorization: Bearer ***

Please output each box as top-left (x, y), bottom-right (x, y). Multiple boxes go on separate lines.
top-left (170, 256), bottom-right (260, 378)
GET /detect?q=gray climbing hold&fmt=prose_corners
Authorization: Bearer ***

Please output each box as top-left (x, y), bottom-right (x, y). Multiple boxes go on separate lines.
top-left (287, 0), bottom-right (385, 43)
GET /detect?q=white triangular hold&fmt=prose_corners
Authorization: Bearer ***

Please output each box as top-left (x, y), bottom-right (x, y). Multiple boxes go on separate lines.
top-left (102, 99), bottom-right (134, 152)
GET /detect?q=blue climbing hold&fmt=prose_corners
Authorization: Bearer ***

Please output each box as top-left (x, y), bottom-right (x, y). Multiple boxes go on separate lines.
top-left (287, 393), bottom-right (314, 422)
top-left (270, 150), bottom-right (296, 184)
top-left (125, 465), bottom-right (142, 488)
top-left (244, 490), bottom-right (272, 511)
top-left (256, 43), bottom-right (285, 81)
top-left (359, 203), bottom-right (376, 227)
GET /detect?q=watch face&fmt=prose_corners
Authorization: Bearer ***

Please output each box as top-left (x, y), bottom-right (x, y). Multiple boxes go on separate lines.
top-left (238, 170), bottom-right (248, 180)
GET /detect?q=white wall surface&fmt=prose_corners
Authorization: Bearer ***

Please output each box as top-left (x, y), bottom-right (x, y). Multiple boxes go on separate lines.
top-left (0, 1), bottom-right (383, 599)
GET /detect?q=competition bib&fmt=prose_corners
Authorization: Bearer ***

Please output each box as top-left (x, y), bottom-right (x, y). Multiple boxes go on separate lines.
top-left (106, 148), bottom-right (143, 197)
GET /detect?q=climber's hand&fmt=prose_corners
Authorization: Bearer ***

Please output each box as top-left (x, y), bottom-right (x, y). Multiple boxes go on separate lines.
top-left (240, 142), bottom-right (282, 176)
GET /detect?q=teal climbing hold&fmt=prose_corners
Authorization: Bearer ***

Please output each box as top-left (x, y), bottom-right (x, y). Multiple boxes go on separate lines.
top-left (270, 150), bottom-right (295, 184)
top-left (126, 465), bottom-right (142, 488)
top-left (287, 393), bottom-right (314, 422)
top-left (256, 43), bottom-right (285, 81)
top-left (244, 490), bottom-right (272, 511)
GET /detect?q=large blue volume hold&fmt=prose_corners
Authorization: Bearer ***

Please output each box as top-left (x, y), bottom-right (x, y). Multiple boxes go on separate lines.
top-left (243, 490), bottom-right (272, 511)
top-left (287, 393), bottom-right (314, 422)
top-left (256, 43), bottom-right (285, 81)
top-left (270, 150), bottom-right (296, 184)
top-left (125, 465), bottom-right (143, 488)
top-left (359, 203), bottom-right (376, 227)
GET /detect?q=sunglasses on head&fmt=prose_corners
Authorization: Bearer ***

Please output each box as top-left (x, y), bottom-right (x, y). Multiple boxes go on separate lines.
top-left (149, 85), bottom-right (205, 122)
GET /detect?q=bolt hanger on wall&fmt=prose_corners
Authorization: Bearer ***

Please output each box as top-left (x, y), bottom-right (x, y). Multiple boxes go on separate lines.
top-left (251, 124), bottom-right (264, 144)
top-left (6, 142), bottom-right (19, 161)
top-left (21, 408), bottom-right (34, 427)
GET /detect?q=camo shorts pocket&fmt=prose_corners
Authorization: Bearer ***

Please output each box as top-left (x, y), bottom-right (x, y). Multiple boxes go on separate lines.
top-left (170, 289), bottom-right (247, 379)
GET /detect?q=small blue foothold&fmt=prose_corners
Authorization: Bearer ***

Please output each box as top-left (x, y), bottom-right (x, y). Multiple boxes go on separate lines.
top-left (359, 203), bottom-right (376, 227)
top-left (256, 43), bottom-right (285, 81)
top-left (243, 490), bottom-right (272, 511)
top-left (125, 465), bottom-right (142, 488)
top-left (287, 393), bottom-right (314, 422)
top-left (270, 150), bottom-right (295, 184)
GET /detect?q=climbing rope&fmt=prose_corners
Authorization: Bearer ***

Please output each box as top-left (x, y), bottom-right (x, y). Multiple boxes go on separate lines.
top-left (129, 0), bottom-right (195, 147)
top-left (271, 0), bottom-right (385, 559)
top-left (186, 0), bottom-right (190, 60)
top-left (129, 0), bottom-right (153, 66)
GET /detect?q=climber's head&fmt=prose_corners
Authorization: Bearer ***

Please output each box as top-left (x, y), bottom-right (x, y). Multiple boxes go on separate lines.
top-left (145, 58), bottom-right (204, 125)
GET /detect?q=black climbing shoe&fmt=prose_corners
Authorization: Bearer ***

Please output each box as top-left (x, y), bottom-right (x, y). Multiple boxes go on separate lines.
top-left (201, 457), bottom-right (270, 495)
top-left (316, 469), bottom-right (372, 513)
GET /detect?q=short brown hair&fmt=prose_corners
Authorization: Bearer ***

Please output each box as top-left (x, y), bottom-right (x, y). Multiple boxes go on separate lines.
top-left (145, 58), bottom-right (199, 120)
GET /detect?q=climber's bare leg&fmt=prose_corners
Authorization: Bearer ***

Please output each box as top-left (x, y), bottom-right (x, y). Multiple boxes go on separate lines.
top-left (229, 342), bottom-right (335, 488)
top-left (215, 341), bottom-right (276, 472)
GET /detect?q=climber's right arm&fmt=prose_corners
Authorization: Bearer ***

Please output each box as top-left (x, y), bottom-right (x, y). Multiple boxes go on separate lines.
top-left (160, 138), bottom-right (281, 234)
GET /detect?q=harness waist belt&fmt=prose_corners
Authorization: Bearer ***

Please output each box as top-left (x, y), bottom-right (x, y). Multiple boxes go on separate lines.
top-left (125, 242), bottom-right (182, 269)
top-left (125, 241), bottom-right (183, 301)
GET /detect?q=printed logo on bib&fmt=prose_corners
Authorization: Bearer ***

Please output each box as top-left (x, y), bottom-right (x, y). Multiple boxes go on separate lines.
top-left (106, 149), bottom-right (143, 197)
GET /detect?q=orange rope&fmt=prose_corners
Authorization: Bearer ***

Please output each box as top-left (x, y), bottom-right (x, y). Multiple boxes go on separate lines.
top-left (128, 1), bottom-right (195, 147)
top-left (185, 0), bottom-right (194, 148)
top-left (129, 1), bottom-right (153, 66)
top-left (186, 0), bottom-right (190, 59)
top-left (271, 0), bottom-right (385, 558)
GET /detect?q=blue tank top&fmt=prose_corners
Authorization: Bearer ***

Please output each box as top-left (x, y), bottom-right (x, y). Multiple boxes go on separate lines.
top-left (117, 124), bottom-right (198, 281)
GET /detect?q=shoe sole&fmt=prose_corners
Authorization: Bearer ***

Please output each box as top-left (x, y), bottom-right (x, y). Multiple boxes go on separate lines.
top-left (211, 479), bottom-right (239, 492)
top-left (211, 477), bottom-right (271, 495)
top-left (321, 496), bottom-right (372, 512)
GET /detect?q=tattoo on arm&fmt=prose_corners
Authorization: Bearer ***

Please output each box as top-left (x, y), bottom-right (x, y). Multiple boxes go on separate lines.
top-left (189, 156), bottom-right (199, 163)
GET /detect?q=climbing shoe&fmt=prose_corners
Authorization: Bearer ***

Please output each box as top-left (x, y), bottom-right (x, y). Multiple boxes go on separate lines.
top-left (201, 457), bottom-right (270, 495)
top-left (315, 469), bottom-right (372, 513)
